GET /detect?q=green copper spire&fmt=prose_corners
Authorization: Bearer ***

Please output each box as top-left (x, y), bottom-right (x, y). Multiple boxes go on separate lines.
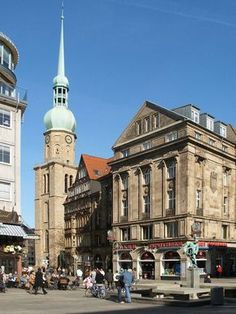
top-left (53, 2), bottom-right (69, 107)
top-left (44, 4), bottom-right (76, 133)
top-left (57, 4), bottom-right (65, 80)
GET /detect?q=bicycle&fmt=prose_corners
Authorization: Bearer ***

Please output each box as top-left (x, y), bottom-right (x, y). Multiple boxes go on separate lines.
top-left (91, 283), bottom-right (106, 298)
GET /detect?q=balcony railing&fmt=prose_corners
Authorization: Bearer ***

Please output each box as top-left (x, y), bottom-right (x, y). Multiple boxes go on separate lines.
top-left (0, 82), bottom-right (27, 102)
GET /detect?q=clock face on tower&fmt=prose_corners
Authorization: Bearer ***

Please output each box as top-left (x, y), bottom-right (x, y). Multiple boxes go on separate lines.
top-left (45, 135), bottom-right (50, 144)
top-left (65, 135), bottom-right (72, 144)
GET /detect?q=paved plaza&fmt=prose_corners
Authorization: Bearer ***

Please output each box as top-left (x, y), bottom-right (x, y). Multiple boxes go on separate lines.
top-left (1, 287), bottom-right (236, 314)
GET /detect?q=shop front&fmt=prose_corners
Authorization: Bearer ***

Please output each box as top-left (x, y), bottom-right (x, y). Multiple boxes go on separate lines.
top-left (139, 251), bottom-right (155, 279)
top-left (112, 240), bottom-right (213, 280)
top-left (0, 223), bottom-right (27, 275)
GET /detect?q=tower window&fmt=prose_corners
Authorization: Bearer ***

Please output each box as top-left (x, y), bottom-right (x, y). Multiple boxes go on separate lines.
top-left (65, 174), bottom-right (68, 193)
top-left (69, 175), bottom-right (73, 187)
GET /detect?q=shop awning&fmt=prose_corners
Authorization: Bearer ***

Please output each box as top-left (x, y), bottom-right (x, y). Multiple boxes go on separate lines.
top-left (0, 223), bottom-right (27, 238)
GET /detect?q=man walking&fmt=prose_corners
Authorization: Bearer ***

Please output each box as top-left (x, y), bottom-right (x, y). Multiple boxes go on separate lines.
top-left (34, 268), bottom-right (47, 295)
top-left (119, 268), bottom-right (133, 303)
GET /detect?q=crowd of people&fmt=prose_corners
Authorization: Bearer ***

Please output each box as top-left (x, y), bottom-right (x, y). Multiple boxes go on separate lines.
top-left (0, 265), bottom-right (136, 303)
top-left (82, 267), bottom-right (135, 303)
top-left (0, 266), bottom-right (74, 294)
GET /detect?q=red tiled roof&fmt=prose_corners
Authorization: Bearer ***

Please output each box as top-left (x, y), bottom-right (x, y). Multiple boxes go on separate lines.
top-left (81, 154), bottom-right (113, 180)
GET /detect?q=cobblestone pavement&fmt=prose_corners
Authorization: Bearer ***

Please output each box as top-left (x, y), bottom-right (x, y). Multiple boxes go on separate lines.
top-left (0, 288), bottom-right (236, 314)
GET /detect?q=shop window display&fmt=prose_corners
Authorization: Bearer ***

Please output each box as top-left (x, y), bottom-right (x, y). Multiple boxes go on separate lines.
top-left (162, 251), bottom-right (180, 278)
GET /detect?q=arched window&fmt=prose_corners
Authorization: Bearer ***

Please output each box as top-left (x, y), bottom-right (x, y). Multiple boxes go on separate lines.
top-left (141, 251), bottom-right (155, 260)
top-left (44, 230), bottom-right (49, 252)
top-left (47, 173), bottom-right (50, 193)
top-left (69, 175), bottom-right (73, 187)
top-left (121, 174), bottom-right (129, 217)
top-left (44, 202), bottom-right (49, 223)
top-left (64, 174), bottom-right (68, 193)
top-left (43, 174), bottom-right (46, 194)
top-left (162, 251), bottom-right (180, 277)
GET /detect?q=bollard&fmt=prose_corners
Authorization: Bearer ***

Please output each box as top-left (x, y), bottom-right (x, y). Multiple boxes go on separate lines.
top-left (211, 287), bottom-right (224, 305)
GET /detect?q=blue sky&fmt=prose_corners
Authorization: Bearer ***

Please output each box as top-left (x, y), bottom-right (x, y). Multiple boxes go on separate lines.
top-left (1, 0), bottom-right (236, 227)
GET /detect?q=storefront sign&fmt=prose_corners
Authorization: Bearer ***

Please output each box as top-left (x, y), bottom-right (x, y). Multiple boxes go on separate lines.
top-left (149, 241), bottom-right (184, 249)
top-left (115, 243), bottom-right (136, 250)
top-left (198, 241), bottom-right (227, 247)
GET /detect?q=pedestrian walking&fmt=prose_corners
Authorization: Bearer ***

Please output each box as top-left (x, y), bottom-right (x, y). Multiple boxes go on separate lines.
top-left (119, 269), bottom-right (133, 303)
top-left (34, 268), bottom-right (48, 295)
top-left (116, 269), bottom-right (125, 303)
top-left (76, 268), bottom-right (83, 284)
top-left (216, 264), bottom-right (223, 278)
top-left (28, 271), bottom-right (35, 294)
top-left (105, 269), bottom-right (113, 290)
top-left (83, 274), bottom-right (93, 296)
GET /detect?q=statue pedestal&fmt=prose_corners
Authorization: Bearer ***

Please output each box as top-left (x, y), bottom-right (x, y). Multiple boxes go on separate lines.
top-left (186, 268), bottom-right (200, 288)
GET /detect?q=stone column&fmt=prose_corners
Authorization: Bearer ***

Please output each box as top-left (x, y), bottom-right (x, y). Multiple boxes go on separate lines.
top-left (16, 255), bottom-right (22, 276)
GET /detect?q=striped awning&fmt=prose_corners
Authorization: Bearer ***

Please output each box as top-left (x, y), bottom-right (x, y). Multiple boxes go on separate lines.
top-left (0, 223), bottom-right (27, 238)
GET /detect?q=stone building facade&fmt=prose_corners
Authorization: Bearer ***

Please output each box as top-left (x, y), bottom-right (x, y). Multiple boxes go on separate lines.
top-left (110, 101), bottom-right (236, 280)
top-left (64, 154), bottom-right (112, 274)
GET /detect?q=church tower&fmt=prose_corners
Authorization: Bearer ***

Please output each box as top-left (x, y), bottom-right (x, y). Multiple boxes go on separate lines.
top-left (34, 8), bottom-right (77, 268)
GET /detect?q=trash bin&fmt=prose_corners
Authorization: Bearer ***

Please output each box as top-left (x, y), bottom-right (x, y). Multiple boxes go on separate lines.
top-left (211, 287), bottom-right (224, 305)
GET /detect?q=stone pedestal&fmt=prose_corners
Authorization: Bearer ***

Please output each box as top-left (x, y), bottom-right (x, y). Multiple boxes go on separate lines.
top-left (186, 267), bottom-right (200, 288)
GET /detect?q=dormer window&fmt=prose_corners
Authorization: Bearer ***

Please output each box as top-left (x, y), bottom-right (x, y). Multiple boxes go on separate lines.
top-left (220, 125), bottom-right (227, 138)
top-left (191, 109), bottom-right (199, 123)
top-left (206, 117), bottom-right (214, 131)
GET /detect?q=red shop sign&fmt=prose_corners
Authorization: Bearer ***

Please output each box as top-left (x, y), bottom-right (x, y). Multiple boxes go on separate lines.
top-left (198, 241), bottom-right (227, 247)
top-left (149, 241), bottom-right (184, 249)
top-left (118, 243), bottom-right (136, 250)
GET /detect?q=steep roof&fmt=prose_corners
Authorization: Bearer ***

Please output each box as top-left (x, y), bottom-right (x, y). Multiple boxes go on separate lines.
top-left (81, 154), bottom-right (113, 180)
